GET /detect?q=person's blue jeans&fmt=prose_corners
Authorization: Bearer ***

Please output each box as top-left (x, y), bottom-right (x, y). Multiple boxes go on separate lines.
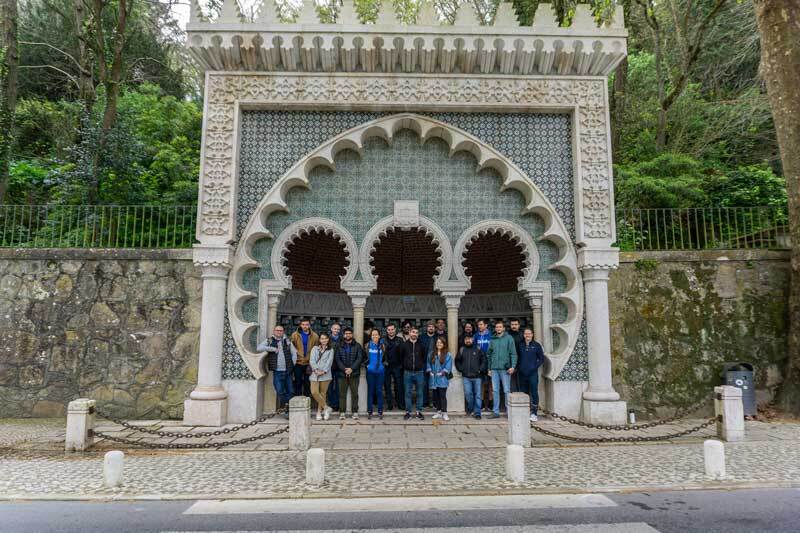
top-left (404, 370), bottom-right (425, 413)
top-left (463, 377), bottom-right (483, 416)
top-left (272, 369), bottom-right (293, 407)
top-left (520, 371), bottom-right (540, 415)
top-left (367, 372), bottom-right (385, 414)
top-left (423, 372), bottom-right (431, 407)
top-left (491, 371), bottom-right (512, 416)
top-left (327, 371), bottom-right (340, 410)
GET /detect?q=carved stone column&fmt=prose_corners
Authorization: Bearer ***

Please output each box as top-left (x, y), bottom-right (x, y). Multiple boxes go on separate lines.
top-left (444, 294), bottom-right (465, 415)
top-left (349, 293), bottom-right (369, 414)
top-left (184, 244), bottom-right (233, 426)
top-left (578, 248), bottom-right (626, 424)
top-left (257, 282), bottom-right (285, 414)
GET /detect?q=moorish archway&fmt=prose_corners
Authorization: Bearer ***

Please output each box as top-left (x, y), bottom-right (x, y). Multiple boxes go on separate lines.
top-left (227, 113), bottom-right (582, 382)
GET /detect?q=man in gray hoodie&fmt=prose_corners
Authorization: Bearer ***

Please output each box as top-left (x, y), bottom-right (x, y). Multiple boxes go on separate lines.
top-left (486, 320), bottom-right (517, 418)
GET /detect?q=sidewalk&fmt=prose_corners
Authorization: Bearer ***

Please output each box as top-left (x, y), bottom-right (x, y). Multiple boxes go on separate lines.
top-left (2, 416), bottom-right (799, 499)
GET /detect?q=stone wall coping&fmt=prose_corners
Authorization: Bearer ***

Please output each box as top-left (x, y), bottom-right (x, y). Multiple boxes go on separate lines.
top-left (619, 249), bottom-right (790, 263)
top-left (0, 248), bottom-right (787, 264)
top-left (0, 248), bottom-right (194, 260)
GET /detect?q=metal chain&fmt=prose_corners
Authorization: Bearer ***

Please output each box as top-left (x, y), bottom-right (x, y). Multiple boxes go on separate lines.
top-left (530, 416), bottom-right (719, 443)
top-left (93, 425), bottom-right (290, 450)
top-left (534, 396), bottom-right (712, 431)
top-left (94, 408), bottom-right (281, 439)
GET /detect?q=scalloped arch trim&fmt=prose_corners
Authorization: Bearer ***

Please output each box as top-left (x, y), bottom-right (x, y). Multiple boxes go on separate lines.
top-left (228, 113), bottom-right (582, 379)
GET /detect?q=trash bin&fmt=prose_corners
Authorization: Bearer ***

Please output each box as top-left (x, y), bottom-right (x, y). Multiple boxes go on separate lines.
top-left (721, 362), bottom-right (756, 416)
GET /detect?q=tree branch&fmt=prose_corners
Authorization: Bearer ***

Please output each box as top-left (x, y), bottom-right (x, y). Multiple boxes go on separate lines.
top-left (18, 41), bottom-right (90, 75)
top-left (18, 64), bottom-right (80, 90)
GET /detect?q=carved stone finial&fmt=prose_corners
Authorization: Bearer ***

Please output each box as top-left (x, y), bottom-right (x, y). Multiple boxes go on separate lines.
top-left (493, 3), bottom-right (520, 28)
top-left (454, 1), bottom-right (481, 26)
top-left (253, 0), bottom-right (277, 24)
top-left (533, 2), bottom-right (560, 29)
top-left (218, 0), bottom-right (245, 23)
top-left (296, 0), bottom-right (319, 24)
top-left (189, 0), bottom-right (207, 23)
top-left (375, 2), bottom-right (397, 25)
top-left (603, 5), bottom-right (626, 29)
top-left (572, 4), bottom-right (597, 30)
top-left (416, 2), bottom-right (439, 26)
top-left (339, 0), bottom-right (359, 24)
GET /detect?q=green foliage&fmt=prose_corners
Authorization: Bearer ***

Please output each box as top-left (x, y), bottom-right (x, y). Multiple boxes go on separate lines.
top-left (614, 153), bottom-right (710, 209)
top-left (634, 258), bottom-right (659, 272)
top-left (5, 84), bottom-right (200, 206)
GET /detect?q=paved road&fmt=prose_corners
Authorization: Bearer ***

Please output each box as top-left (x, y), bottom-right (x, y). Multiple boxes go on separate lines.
top-left (1, 488), bottom-right (797, 532)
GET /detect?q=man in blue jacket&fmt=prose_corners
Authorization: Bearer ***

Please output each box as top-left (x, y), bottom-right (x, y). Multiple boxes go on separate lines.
top-left (517, 327), bottom-right (546, 421)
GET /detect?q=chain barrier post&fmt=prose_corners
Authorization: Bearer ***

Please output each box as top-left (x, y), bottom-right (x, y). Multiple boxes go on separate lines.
top-left (715, 385), bottom-right (745, 442)
top-left (65, 398), bottom-right (96, 452)
top-left (289, 395), bottom-right (311, 451)
top-left (508, 392), bottom-right (531, 448)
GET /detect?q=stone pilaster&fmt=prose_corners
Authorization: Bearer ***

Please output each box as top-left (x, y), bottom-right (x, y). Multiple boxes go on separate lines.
top-left (578, 247), bottom-right (626, 425)
top-left (444, 293), bottom-right (465, 415)
top-left (349, 293), bottom-right (369, 414)
top-left (184, 244), bottom-right (232, 426)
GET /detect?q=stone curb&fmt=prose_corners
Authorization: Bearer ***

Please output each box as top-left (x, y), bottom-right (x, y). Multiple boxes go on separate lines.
top-left (1, 480), bottom-right (798, 502)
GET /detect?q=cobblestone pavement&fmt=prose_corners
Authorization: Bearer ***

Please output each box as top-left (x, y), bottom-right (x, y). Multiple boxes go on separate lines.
top-left (2, 416), bottom-right (799, 499)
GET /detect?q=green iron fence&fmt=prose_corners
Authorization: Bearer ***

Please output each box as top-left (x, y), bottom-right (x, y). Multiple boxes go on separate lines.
top-left (0, 204), bottom-right (197, 248)
top-left (615, 207), bottom-right (790, 251)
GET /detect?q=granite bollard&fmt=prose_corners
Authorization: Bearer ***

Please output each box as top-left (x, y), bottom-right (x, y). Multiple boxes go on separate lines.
top-left (103, 450), bottom-right (125, 488)
top-left (704, 440), bottom-right (726, 480)
top-left (306, 448), bottom-right (325, 486)
top-left (506, 444), bottom-right (525, 483)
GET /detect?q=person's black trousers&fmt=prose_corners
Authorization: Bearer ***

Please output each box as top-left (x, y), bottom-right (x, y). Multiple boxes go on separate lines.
top-left (384, 365), bottom-right (404, 410)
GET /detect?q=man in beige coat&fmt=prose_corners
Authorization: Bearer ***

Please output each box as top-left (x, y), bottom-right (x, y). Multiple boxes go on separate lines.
top-left (290, 318), bottom-right (319, 397)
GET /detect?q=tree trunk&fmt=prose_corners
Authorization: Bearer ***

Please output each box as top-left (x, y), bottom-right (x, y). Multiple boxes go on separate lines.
top-left (0, 0), bottom-right (18, 204)
top-left (754, 0), bottom-right (800, 414)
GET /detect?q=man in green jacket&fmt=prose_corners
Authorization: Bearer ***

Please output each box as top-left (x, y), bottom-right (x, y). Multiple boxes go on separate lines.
top-left (486, 320), bottom-right (517, 418)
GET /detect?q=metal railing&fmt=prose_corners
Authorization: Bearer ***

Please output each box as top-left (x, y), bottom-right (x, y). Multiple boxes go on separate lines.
top-left (0, 204), bottom-right (790, 251)
top-left (615, 207), bottom-right (790, 251)
top-left (0, 204), bottom-right (197, 248)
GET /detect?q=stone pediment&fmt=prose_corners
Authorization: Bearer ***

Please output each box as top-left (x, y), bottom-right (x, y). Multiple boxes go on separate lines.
top-left (187, 1), bottom-right (627, 76)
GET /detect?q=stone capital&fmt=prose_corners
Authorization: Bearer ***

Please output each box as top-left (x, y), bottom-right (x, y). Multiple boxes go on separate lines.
top-left (441, 291), bottom-right (465, 309)
top-left (577, 247), bottom-right (619, 273)
top-left (193, 244), bottom-right (234, 269)
top-left (348, 292), bottom-right (370, 309)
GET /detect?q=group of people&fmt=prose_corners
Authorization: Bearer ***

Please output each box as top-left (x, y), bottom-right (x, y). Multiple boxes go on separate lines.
top-left (256, 317), bottom-right (545, 423)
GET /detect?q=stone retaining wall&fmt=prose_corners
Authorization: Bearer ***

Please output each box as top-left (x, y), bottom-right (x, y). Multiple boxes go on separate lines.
top-left (610, 250), bottom-right (790, 417)
top-left (0, 249), bottom-right (200, 419)
top-left (0, 248), bottom-right (790, 418)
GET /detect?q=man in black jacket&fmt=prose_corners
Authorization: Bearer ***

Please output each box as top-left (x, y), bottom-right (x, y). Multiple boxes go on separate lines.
top-left (256, 325), bottom-right (298, 419)
top-left (335, 327), bottom-right (365, 420)
top-left (400, 327), bottom-right (426, 420)
top-left (455, 335), bottom-right (488, 419)
top-left (383, 323), bottom-right (405, 411)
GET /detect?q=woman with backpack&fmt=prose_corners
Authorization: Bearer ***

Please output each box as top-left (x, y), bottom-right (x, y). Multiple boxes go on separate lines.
top-left (365, 328), bottom-right (388, 419)
top-left (428, 337), bottom-right (453, 421)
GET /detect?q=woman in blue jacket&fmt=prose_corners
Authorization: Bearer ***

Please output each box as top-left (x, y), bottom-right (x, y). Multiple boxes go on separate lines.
top-left (428, 337), bottom-right (453, 421)
top-left (517, 327), bottom-right (546, 421)
top-left (366, 328), bottom-right (387, 419)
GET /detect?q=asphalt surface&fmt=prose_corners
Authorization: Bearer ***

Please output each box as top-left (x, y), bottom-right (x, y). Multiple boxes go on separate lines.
top-left (1, 488), bottom-right (797, 532)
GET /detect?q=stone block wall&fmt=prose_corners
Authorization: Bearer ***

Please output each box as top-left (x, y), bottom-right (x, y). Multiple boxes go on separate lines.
top-left (0, 249), bottom-right (200, 419)
top-left (610, 250), bottom-right (790, 417)
top-left (0, 248), bottom-right (791, 418)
